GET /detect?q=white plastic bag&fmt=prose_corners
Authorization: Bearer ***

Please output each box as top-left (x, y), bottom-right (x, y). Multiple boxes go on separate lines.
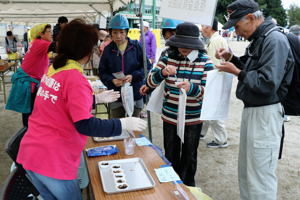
top-left (121, 82), bottom-right (134, 117)
top-left (92, 52), bottom-right (100, 69)
top-left (200, 70), bottom-right (233, 120)
top-left (146, 80), bottom-right (165, 114)
top-left (177, 88), bottom-right (187, 143)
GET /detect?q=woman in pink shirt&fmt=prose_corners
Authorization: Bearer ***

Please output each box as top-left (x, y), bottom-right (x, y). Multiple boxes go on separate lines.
top-left (21, 23), bottom-right (55, 127)
top-left (17, 19), bottom-right (147, 200)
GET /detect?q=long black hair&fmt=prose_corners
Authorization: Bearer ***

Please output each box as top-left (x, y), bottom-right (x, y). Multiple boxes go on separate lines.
top-left (53, 19), bottom-right (98, 69)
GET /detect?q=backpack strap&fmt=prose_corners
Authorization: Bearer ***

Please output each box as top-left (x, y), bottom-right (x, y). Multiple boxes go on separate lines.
top-left (278, 123), bottom-right (285, 159)
top-left (286, 33), bottom-right (300, 82)
top-left (250, 26), bottom-right (279, 60)
top-left (264, 26), bottom-right (280, 36)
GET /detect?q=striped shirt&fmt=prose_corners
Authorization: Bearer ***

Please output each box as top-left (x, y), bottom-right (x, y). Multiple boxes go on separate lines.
top-left (146, 48), bottom-right (214, 125)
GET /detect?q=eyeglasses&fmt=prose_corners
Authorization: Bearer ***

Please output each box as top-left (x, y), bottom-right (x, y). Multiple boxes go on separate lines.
top-left (225, 10), bottom-right (236, 21)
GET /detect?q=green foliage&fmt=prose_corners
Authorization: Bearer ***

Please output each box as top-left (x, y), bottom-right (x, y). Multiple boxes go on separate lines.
top-left (262, 0), bottom-right (287, 26)
top-left (215, 0), bottom-right (287, 27)
top-left (216, 0), bottom-right (234, 24)
top-left (288, 4), bottom-right (300, 26)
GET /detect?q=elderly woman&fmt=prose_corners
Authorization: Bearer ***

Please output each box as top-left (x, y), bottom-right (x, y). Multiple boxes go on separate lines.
top-left (140, 18), bottom-right (183, 96)
top-left (17, 19), bottom-right (146, 200)
top-left (6, 23), bottom-right (56, 127)
top-left (145, 22), bottom-right (214, 186)
top-left (99, 14), bottom-right (150, 118)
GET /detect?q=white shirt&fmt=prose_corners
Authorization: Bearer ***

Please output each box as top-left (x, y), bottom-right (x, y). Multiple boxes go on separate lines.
top-left (207, 32), bottom-right (228, 66)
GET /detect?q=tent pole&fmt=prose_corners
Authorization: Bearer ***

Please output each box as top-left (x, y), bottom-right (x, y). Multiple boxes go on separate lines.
top-left (89, 4), bottom-right (106, 18)
top-left (137, 0), bottom-right (152, 142)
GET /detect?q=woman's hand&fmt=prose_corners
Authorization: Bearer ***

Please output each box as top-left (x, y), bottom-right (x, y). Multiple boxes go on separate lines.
top-left (176, 81), bottom-right (191, 93)
top-left (95, 90), bottom-right (120, 104)
top-left (112, 79), bottom-right (124, 87)
top-left (162, 65), bottom-right (177, 76)
top-left (124, 75), bottom-right (133, 83)
top-left (149, 58), bottom-right (155, 64)
top-left (139, 85), bottom-right (149, 95)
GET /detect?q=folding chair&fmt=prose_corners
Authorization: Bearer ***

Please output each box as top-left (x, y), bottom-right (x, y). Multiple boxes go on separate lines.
top-left (0, 167), bottom-right (39, 200)
top-left (4, 127), bottom-right (40, 198)
top-left (5, 127), bottom-right (27, 166)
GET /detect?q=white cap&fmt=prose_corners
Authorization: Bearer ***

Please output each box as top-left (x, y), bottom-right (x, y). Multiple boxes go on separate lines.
top-left (143, 21), bottom-right (150, 28)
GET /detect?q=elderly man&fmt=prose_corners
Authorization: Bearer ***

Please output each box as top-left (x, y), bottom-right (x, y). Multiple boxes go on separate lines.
top-left (216, 0), bottom-right (294, 199)
top-left (201, 18), bottom-right (229, 148)
top-left (139, 21), bottom-right (157, 64)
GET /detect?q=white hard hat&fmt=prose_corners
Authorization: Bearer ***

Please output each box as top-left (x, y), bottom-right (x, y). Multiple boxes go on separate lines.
top-left (143, 21), bottom-right (150, 28)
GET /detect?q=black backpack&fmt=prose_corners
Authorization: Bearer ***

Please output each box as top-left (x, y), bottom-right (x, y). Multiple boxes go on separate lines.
top-left (253, 27), bottom-right (300, 159)
top-left (281, 33), bottom-right (300, 116)
top-left (256, 27), bottom-right (300, 116)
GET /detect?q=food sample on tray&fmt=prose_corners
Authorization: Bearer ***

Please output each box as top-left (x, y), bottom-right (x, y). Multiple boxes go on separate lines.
top-left (117, 184), bottom-right (128, 189)
top-left (98, 158), bottom-right (155, 194)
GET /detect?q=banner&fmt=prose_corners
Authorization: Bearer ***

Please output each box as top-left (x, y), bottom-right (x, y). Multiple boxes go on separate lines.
top-left (160, 0), bottom-right (218, 26)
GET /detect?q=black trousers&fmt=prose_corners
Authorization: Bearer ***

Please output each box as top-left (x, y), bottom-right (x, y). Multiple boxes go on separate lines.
top-left (163, 121), bottom-right (202, 186)
top-left (22, 91), bottom-right (37, 127)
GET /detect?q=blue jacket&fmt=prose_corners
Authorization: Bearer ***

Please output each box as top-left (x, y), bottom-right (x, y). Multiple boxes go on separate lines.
top-left (99, 38), bottom-right (150, 101)
top-left (5, 67), bottom-right (39, 113)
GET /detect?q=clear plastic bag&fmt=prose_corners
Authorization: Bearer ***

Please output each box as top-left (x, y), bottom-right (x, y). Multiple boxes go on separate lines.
top-left (146, 80), bottom-right (165, 114)
top-left (121, 82), bottom-right (134, 117)
top-left (85, 145), bottom-right (119, 157)
top-left (172, 181), bottom-right (190, 200)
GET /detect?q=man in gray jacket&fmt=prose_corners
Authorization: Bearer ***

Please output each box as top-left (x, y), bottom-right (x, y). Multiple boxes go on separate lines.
top-left (216, 0), bottom-right (294, 199)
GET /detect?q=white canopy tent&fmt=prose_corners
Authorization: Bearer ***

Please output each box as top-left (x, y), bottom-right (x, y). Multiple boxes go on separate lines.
top-left (0, 0), bottom-right (154, 140)
top-left (0, 0), bottom-right (132, 24)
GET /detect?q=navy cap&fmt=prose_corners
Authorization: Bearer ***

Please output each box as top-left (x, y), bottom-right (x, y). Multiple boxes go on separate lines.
top-left (223, 0), bottom-right (259, 29)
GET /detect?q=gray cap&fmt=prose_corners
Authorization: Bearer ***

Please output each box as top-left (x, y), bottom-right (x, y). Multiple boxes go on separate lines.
top-left (223, 0), bottom-right (259, 29)
top-left (289, 25), bottom-right (300, 35)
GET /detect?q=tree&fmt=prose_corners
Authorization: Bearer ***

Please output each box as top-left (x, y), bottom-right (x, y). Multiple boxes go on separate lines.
top-left (288, 4), bottom-right (300, 26)
top-left (215, 0), bottom-right (233, 25)
top-left (215, 0), bottom-right (287, 27)
top-left (263, 0), bottom-right (287, 26)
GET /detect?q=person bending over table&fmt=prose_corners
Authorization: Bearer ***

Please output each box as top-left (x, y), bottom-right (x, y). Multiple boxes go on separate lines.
top-left (17, 19), bottom-right (147, 200)
top-left (6, 23), bottom-right (56, 127)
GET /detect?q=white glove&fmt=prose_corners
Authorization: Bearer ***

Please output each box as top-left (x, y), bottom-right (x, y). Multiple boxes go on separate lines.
top-left (95, 90), bottom-right (120, 104)
top-left (120, 117), bottom-right (147, 132)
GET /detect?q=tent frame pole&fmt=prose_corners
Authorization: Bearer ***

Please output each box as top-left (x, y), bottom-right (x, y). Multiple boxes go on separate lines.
top-left (136, 0), bottom-right (152, 142)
